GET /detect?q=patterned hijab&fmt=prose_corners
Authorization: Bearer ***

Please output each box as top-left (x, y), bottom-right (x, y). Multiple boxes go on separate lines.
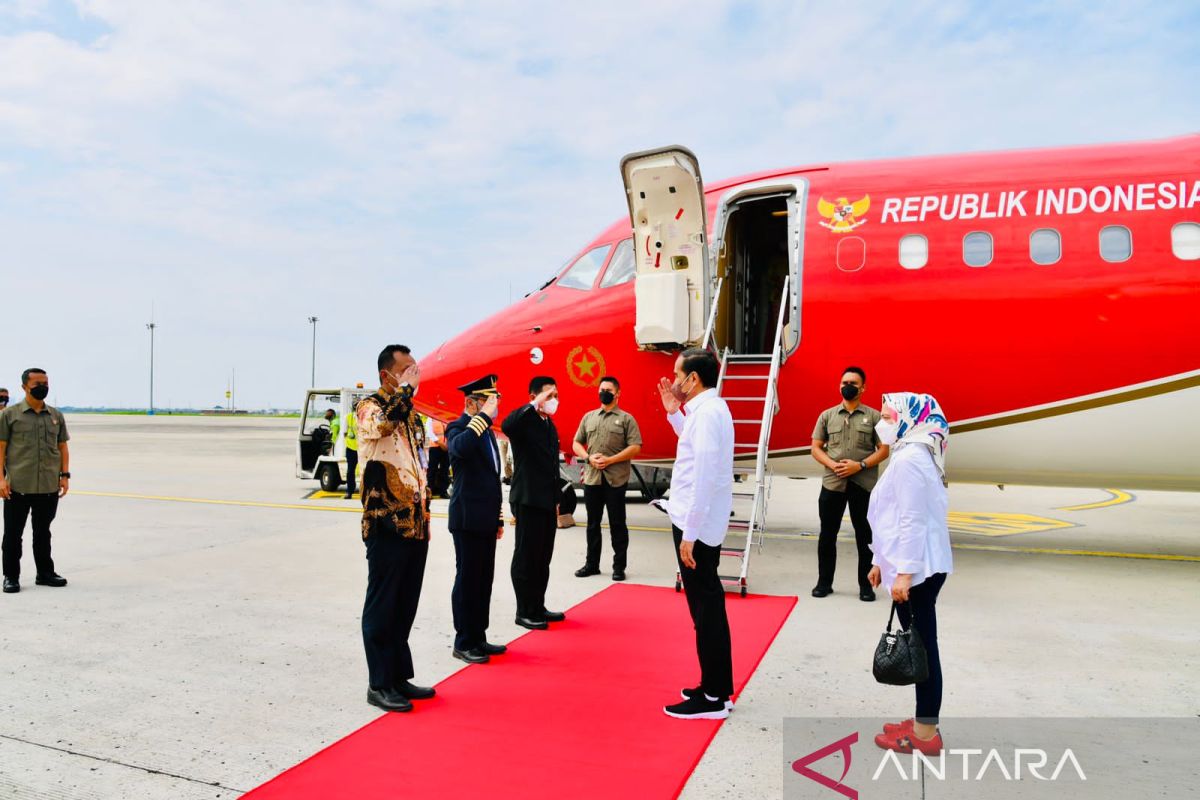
top-left (882, 392), bottom-right (950, 482)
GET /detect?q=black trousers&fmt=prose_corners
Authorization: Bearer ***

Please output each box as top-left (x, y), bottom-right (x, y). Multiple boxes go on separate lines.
top-left (451, 530), bottom-right (497, 651)
top-left (510, 504), bottom-right (556, 619)
top-left (362, 534), bottom-right (428, 689)
top-left (3, 492), bottom-right (58, 579)
top-left (672, 526), bottom-right (734, 699)
top-left (896, 572), bottom-right (947, 724)
top-left (816, 484), bottom-right (874, 591)
top-left (344, 448), bottom-right (359, 495)
top-left (583, 477), bottom-right (628, 571)
top-left (427, 449), bottom-right (450, 498)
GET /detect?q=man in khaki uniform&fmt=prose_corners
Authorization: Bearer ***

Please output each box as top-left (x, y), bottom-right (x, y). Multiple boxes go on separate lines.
top-left (810, 366), bottom-right (889, 601)
top-left (0, 368), bottom-right (71, 594)
top-left (571, 376), bottom-right (642, 581)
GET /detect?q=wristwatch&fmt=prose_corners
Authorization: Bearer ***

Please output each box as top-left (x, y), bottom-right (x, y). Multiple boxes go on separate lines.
top-left (858, 461), bottom-right (867, 471)
top-left (59, 471), bottom-right (71, 478)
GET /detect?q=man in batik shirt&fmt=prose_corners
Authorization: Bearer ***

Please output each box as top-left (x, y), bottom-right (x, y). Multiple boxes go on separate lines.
top-left (356, 344), bottom-right (437, 713)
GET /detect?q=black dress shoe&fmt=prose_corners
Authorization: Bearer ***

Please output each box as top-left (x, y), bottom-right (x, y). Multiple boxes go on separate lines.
top-left (453, 647), bottom-right (490, 664)
top-left (3, 577), bottom-right (18, 594)
top-left (542, 610), bottom-right (566, 622)
top-left (397, 680), bottom-right (436, 700)
top-left (367, 687), bottom-right (412, 712)
top-left (35, 573), bottom-right (67, 588)
top-left (514, 615), bottom-right (548, 630)
top-left (575, 565), bottom-right (600, 577)
top-left (612, 570), bottom-right (626, 582)
top-left (811, 585), bottom-right (832, 598)
top-left (481, 641), bottom-right (507, 655)
top-left (859, 589), bottom-right (876, 602)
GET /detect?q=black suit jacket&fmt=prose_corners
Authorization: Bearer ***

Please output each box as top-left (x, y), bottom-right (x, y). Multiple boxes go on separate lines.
top-left (446, 412), bottom-right (503, 533)
top-left (501, 403), bottom-right (560, 511)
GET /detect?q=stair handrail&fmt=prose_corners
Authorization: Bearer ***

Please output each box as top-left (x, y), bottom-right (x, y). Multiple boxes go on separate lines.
top-left (754, 275), bottom-right (790, 487)
top-left (701, 275), bottom-right (724, 352)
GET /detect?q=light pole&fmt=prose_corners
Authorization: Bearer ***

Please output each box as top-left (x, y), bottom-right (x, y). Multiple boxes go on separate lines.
top-left (146, 322), bottom-right (157, 415)
top-left (308, 316), bottom-right (319, 387)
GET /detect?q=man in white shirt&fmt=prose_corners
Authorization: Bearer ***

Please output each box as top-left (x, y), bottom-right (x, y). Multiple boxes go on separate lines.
top-left (656, 349), bottom-right (735, 720)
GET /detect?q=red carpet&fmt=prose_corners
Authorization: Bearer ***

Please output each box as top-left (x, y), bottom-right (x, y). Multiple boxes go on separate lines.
top-left (244, 583), bottom-right (796, 800)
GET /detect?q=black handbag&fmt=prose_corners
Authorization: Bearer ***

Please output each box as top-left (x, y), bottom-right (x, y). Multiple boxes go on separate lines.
top-left (873, 601), bottom-right (929, 686)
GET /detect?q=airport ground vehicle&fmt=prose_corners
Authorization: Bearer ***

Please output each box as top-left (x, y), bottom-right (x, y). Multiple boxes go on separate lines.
top-left (296, 387), bottom-right (371, 492)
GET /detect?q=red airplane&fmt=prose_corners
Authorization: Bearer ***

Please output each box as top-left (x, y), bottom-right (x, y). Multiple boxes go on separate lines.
top-left (415, 135), bottom-right (1200, 491)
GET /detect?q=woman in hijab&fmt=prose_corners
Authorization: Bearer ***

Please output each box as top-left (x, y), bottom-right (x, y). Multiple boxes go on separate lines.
top-left (867, 392), bottom-right (953, 755)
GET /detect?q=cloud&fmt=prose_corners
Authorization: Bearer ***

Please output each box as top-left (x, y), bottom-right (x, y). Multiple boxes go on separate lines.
top-left (0, 0), bottom-right (1197, 407)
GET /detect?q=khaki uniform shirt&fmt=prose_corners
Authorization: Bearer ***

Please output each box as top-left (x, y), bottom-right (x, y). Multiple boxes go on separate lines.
top-left (573, 406), bottom-right (643, 488)
top-left (0, 401), bottom-right (70, 494)
top-left (812, 403), bottom-right (882, 492)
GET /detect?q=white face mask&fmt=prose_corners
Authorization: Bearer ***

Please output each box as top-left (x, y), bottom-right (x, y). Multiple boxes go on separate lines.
top-left (543, 398), bottom-right (559, 416)
top-left (875, 419), bottom-right (900, 446)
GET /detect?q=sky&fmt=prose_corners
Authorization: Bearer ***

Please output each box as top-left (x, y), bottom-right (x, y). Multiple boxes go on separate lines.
top-left (1, 0), bottom-right (1198, 409)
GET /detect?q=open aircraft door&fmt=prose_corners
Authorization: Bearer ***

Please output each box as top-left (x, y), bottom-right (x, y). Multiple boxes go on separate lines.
top-left (620, 146), bottom-right (710, 350)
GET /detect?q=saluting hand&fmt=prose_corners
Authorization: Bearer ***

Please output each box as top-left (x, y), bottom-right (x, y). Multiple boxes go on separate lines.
top-left (398, 363), bottom-right (422, 391)
top-left (533, 386), bottom-right (555, 410)
top-left (481, 395), bottom-right (499, 419)
top-left (657, 378), bottom-right (682, 414)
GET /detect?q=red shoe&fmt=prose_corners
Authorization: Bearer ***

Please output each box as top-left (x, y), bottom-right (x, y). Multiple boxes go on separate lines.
top-left (874, 728), bottom-right (943, 755)
top-left (882, 718), bottom-right (914, 735)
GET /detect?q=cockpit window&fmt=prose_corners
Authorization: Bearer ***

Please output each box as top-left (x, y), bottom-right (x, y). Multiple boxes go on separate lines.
top-left (599, 239), bottom-right (635, 288)
top-left (557, 244), bottom-right (612, 290)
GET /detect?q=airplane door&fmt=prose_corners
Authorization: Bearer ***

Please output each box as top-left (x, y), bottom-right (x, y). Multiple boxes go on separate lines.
top-left (620, 146), bottom-right (710, 349)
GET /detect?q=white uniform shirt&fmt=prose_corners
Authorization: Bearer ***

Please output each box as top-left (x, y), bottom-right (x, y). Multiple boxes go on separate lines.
top-left (867, 442), bottom-right (953, 591)
top-left (666, 388), bottom-right (734, 546)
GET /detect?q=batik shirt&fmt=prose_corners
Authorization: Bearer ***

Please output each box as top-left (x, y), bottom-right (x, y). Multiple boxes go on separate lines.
top-left (356, 385), bottom-right (430, 541)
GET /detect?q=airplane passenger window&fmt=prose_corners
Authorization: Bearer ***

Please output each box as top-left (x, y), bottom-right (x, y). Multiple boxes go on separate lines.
top-left (898, 235), bottom-right (928, 269)
top-left (557, 244), bottom-right (612, 290)
top-left (1099, 225), bottom-right (1132, 263)
top-left (1171, 222), bottom-right (1200, 261)
top-left (836, 236), bottom-right (866, 272)
top-left (963, 232), bottom-right (992, 267)
top-left (599, 238), bottom-right (635, 288)
top-left (1030, 228), bottom-right (1061, 265)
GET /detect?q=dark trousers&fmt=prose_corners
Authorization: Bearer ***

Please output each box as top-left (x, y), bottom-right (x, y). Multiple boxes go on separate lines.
top-left (3, 492), bottom-right (58, 579)
top-left (362, 534), bottom-right (429, 689)
top-left (672, 526), bottom-right (734, 699)
top-left (427, 449), bottom-right (450, 498)
top-left (896, 572), bottom-right (947, 724)
top-left (817, 484), bottom-right (874, 591)
top-left (583, 477), bottom-right (628, 571)
top-left (344, 448), bottom-right (359, 495)
top-left (451, 530), bottom-right (497, 651)
top-left (510, 504), bottom-right (556, 619)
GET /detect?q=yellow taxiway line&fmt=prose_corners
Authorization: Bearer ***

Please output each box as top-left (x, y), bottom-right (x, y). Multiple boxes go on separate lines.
top-left (1056, 489), bottom-right (1136, 512)
top-left (74, 490), bottom-right (1198, 563)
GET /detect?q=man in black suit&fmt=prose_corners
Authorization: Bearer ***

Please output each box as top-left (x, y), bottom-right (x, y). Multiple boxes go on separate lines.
top-left (501, 376), bottom-right (565, 630)
top-left (445, 375), bottom-right (509, 664)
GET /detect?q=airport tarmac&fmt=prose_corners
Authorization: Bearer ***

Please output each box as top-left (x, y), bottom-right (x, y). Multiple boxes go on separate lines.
top-left (0, 414), bottom-right (1196, 799)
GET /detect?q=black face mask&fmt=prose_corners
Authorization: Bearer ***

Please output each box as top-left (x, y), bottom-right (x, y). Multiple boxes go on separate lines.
top-left (840, 384), bottom-right (860, 401)
top-left (30, 385), bottom-right (49, 401)
top-left (599, 390), bottom-right (615, 406)
top-left (0, 398), bottom-right (8, 406)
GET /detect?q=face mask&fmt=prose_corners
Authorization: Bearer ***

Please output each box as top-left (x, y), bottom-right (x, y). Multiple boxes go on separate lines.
top-left (543, 398), bottom-right (559, 416)
top-left (841, 384), bottom-right (860, 401)
top-left (875, 419), bottom-right (899, 446)
top-left (598, 390), bottom-right (615, 406)
top-left (30, 385), bottom-right (49, 401)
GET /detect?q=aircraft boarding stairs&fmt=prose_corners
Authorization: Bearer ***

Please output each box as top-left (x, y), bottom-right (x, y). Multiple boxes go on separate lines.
top-left (674, 276), bottom-right (788, 597)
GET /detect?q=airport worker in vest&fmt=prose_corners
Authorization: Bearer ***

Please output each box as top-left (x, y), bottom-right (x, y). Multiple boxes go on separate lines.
top-left (868, 392), bottom-right (953, 756)
top-left (444, 374), bottom-right (508, 664)
top-left (343, 408), bottom-right (359, 499)
top-left (571, 375), bottom-right (642, 581)
top-left (810, 366), bottom-right (890, 601)
top-left (356, 344), bottom-right (436, 713)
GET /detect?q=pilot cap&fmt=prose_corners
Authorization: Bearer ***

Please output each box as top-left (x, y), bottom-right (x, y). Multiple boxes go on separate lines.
top-left (457, 374), bottom-right (500, 397)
